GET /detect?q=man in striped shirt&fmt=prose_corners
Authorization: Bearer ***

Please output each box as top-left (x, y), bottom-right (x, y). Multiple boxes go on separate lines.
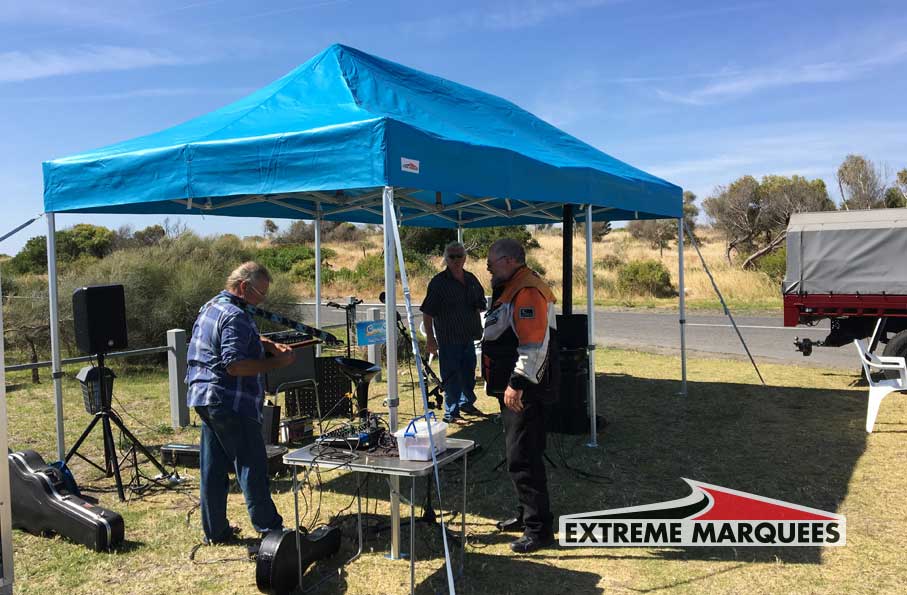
top-left (186, 262), bottom-right (296, 545)
top-left (421, 241), bottom-right (487, 424)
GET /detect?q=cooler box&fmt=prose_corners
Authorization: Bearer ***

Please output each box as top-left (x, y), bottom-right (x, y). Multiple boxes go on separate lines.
top-left (393, 414), bottom-right (448, 461)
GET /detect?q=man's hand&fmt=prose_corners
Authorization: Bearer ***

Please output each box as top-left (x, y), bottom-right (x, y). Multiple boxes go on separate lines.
top-left (272, 342), bottom-right (294, 354)
top-left (426, 336), bottom-right (439, 356)
top-left (271, 349), bottom-right (297, 368)
top-left (504, 385), bottom-right (524, 413)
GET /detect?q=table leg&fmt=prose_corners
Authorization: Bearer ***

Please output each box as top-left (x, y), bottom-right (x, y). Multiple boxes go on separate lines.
top-left (461, 454), bottom-right (467, 576)
top-left (293, 466), bottom-right (304, 588)
top-left (410, 476), bottom-right (416, 595)
top-left (348, 477), bottom-right (364, 564)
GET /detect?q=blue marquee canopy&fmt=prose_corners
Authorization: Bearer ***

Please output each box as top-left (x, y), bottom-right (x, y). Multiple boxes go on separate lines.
top-left (43, 44), bottom-right (681, 227)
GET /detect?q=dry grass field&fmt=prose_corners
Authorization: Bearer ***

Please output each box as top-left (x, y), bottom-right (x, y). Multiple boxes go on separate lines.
top-left (299, 227), bottom-right (782, 312)
top-left (6, 347), bottom-right (906, 594)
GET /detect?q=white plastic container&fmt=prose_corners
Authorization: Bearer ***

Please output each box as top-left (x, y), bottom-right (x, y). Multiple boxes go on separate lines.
top-left (393, 413), bottom-right (448, 461)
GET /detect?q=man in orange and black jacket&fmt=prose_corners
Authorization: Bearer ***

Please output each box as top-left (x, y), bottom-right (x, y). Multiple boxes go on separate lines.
top-left (481, 238), bottom-right (559, 554)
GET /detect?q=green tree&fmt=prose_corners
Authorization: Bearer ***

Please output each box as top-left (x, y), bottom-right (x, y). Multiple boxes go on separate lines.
top-left (2, 275), bottom-right (49, 383)
top-left (463, 225), bottom-right (539, 258)
top-left (682, 190), bottom-right (699, 238)
top-left (399, 227), bottom-right (456, 254)
top-left (741, 175), bottom-right (834, 269)
top-left (133, 224), bottom-right (165, 246)
top-left (626, 219), bottom-right (676, 257)
top-left (837, 154), bottom-right (886, 210)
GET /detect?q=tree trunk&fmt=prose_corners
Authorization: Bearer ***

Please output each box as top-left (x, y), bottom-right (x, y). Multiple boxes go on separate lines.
top-left (742, 232), bottom-right (787, 270)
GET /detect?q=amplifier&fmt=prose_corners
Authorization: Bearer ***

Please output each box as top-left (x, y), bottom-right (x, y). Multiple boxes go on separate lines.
top-left (161, 443), bottom-right (288, 475)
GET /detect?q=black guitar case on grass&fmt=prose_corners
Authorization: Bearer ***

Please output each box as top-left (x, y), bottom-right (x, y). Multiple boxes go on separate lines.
top-left (9, 450), bottom-right (124, 551)
top-left (256, 526), bottom-right (341, 595)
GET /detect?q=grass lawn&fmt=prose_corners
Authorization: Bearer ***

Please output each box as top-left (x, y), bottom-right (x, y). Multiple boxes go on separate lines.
top-left (5, 348), bottom-right (906, 594)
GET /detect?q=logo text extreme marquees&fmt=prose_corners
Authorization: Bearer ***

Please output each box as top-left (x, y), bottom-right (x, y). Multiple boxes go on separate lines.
top-left (559, 479), bottom-right (845, 547)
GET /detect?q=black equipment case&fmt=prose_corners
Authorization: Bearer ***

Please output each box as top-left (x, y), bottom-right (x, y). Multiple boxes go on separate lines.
top-left (9, 450), bottom-right (125, 551)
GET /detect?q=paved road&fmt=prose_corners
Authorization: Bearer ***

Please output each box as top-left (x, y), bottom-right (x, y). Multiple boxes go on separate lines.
top-left (286, 302), bottom-right (855, 370)
top-left (591, 310), bottom-right (854, 370)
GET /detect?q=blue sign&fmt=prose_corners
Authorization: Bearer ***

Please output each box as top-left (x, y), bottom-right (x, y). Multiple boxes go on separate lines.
top-left (355, 320), bottom-right (387, 346)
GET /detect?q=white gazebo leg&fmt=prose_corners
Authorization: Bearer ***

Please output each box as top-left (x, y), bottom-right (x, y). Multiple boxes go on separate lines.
top-left (314, 210), bottom-right (322, 356)
top-left (585, 206), bottom-right (598, 447)
top-left (46, 212), bottom-right (66, 460)
top-left (383, 186), bottom-right (402, 559)
top-left (457, 226), bottom-right (463, 244)
top-left (679, 219), bottom-right (688, 397)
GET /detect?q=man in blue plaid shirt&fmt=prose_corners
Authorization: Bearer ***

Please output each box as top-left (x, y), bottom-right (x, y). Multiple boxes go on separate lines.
top-left (187, 262), bottom-right (296, 545)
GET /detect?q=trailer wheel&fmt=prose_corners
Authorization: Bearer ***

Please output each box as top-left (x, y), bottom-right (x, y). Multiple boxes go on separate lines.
top-left (882, 330), bottom-right (907, 378)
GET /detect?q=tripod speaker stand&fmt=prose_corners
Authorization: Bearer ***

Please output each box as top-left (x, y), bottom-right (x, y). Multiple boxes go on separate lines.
top-left (64, 353), bottom-right (170, 501)
top-left (66, 284), bottom-right (171, 501)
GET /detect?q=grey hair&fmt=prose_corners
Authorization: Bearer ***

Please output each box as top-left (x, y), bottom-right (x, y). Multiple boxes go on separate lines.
top-left (489, 238), bottom-right (525, 264)
top-left (443, 241), bottom-right (466, 258)
top-left (226, 261), bottom-right (272, 291)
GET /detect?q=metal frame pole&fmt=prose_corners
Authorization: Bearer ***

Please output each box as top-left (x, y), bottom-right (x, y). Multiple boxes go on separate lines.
top-left (383, 186), bottom-right (402, 559)
top-left (46, 212), bottom-right (66, 460)
top-left (457, 226), bottom-right (463, 244)
top-left (314, 209), bottom-right (322, 356)
top-left (0, 268), bottom-right (15, 592)
top-left (585, 206), bottom-right (598, 447)
top-left (678, 219), bottom-right (688, 397)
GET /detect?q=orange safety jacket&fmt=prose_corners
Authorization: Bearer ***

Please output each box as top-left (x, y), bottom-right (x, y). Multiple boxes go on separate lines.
top-left (481, 266), bottom-right (559, 400)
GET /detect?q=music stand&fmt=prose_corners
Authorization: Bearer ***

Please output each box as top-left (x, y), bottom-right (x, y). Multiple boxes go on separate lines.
top-left (64, 352), bottom-right (170, 501)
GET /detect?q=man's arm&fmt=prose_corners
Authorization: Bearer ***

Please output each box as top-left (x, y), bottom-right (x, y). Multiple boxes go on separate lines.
top-left (220, 314), bottom-right (296, 377)
top-left (423, 313), bottom-right (438, 355)
top-left (226, 351), bottom-right (295, 377)
top-left (503, 288), bottom-right (550, 413)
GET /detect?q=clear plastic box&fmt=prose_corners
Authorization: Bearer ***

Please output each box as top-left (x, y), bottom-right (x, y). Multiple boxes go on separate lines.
top-left (393, 413), bottom-right (448, 461)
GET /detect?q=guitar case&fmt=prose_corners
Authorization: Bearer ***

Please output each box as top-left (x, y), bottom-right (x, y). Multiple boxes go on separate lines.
top-left (8, 450), bottom-right (124, 551)
top-left (256, 526), bottom-right (341, 595)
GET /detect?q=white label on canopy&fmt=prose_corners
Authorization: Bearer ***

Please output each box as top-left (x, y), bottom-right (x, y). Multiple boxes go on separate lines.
top-left (401, 157), bottom-right (420, 174)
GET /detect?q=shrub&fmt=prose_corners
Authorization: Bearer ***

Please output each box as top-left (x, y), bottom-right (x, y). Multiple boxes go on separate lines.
top-left (527, 256), bottom-right (547, 276)
top-left (255, 245), bottom-right (336, 273)
top-left (617, 259), bottom-right (675, 297)
top-left (399, 227), bottom-right (456, 255)
top-left (335, 250), bottom-right (436, 291)
top-left (754, 247), bottom-right (787, 284)
top-left (463, 226), bottom-right (539, 258)
top-left (597, 254), bottom-right (623, 271)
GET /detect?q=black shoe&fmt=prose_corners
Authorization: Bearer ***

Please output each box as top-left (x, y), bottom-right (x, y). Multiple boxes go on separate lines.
top-left (442, 413), bottom-right (462, 424)
top-left (510, 533), bottom-right (555, 554)
top-left (203, 525), bottom-right (242, 545)
top-left (495, 517), bottom-right (525, 532)
top-left (460, 404), bottom-right (484, 416)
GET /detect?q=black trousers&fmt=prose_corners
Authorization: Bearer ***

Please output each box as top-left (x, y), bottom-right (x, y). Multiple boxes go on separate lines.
top-left (500, 396), bottom-right (553, 538)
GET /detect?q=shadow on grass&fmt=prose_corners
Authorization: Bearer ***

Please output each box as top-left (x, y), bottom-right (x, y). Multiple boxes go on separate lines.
top-left (309, 370), bottom-right (868, 570)
top-left (416, 551), bottom-right (604, 595)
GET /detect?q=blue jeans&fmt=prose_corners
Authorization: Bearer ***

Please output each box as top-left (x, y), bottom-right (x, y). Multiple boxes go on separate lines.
top-left (195, 404), bottom-right (283, 542)
top-left (438, 343), bottom-right (478, 418)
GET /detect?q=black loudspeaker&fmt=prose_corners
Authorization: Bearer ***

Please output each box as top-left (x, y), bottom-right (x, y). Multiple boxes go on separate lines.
top-left (549, 314), bottom-right (590, 434)
top-left (72, 285), bottom-right (128, 355)
top-left (556, 314), bottom-right (588, 349)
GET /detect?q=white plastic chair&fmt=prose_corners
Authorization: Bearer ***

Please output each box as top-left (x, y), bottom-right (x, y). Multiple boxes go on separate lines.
top-left (853, 339), bottom-right (907, 433)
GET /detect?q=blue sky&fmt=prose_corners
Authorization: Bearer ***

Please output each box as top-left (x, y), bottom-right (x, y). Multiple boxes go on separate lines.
top-left (1, 0), bottom-right (905, 254)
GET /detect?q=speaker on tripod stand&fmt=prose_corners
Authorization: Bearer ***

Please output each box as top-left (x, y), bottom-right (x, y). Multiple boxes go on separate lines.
top-left (65, 284), bottom-right (171, 501)
top-left (548, 314), bottom-right (598, 434)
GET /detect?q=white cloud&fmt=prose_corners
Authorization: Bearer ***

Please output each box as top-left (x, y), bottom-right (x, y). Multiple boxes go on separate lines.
top-left (1, 86), bottom-right (256, 103)
top-left (655, 40), bottom-right (907, 106)
top-left (400, 0), bottom-right (618, 38)
top-left (0, 46), bottom-right (195, 84)
top-left (640, 120), bottom-right (907, 200)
